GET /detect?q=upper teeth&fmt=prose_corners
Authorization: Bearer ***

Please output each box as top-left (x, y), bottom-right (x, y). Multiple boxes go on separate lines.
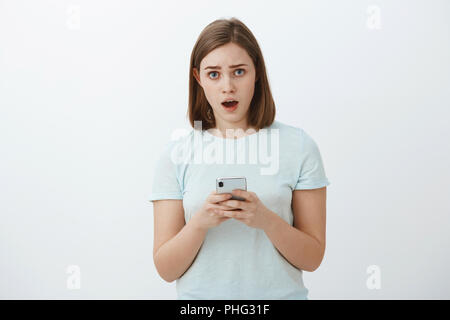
top-left (226, 100), bottom-right (234, 102)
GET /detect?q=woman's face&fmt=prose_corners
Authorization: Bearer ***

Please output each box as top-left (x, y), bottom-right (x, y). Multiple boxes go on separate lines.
top-left (193, 42), bottom-right (257, 131)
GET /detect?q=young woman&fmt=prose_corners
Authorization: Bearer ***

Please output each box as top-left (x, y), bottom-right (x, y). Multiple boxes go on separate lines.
top-left (149, 18), bottom-right (330, 300)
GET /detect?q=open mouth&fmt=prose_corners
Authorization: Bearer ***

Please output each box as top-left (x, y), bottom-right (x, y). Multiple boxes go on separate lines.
top-left (221, 100), bottom-right (238, 107)
top-left (221, 100), bottom-right (239, 111)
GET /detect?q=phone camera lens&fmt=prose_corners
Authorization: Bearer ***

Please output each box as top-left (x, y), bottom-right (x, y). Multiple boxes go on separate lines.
top-left (218, 182), bottom-right (223, 187)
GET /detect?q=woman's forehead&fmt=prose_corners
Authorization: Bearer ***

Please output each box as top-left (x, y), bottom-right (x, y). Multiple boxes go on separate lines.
top-left (201, 43), bottom-right (253, 69)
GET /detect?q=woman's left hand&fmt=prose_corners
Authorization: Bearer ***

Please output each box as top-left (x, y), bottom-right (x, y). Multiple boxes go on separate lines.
top-left (217, 189), bottom-right (273, 230)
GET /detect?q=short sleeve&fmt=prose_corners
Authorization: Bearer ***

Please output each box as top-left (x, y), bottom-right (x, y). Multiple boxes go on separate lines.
top-left (148, 141), bottom-right (183, 202)
top-left (294, 129), bottom-right (331, 190)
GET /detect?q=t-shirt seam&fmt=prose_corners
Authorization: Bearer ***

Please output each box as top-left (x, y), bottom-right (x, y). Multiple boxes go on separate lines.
top-left (294, 127), bottom-right (305, 189)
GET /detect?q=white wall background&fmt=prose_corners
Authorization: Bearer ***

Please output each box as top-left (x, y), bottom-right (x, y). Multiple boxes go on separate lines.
top-left (1, 0), bottom-right (449, 299)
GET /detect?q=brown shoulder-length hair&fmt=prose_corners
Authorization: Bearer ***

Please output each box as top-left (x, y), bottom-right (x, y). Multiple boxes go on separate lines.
top-left (188, 17), bottom-right (276, 131)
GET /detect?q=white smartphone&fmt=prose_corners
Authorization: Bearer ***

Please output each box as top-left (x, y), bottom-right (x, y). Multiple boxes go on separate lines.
top-left (216, 176), bottom-right (247, 201)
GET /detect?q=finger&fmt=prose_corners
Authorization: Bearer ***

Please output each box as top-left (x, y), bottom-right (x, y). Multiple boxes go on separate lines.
top-left (209, 205), bottom-right (235, 216)
top-left (209, 192), bottom-right (233, 204)
top-left (220, 199), bottom-right (248, 210)
top-left (211, 203), bottom-right (236, 211)
top-left (231, 189), bottom-right (253, 202)
top-left (222, 210), bottom-right (245, 219)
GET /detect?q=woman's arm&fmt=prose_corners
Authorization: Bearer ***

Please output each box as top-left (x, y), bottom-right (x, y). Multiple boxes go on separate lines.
top-left (153, 200), bottom-right (207, 282)
top-left (263, 187), bottom-right (327, 272)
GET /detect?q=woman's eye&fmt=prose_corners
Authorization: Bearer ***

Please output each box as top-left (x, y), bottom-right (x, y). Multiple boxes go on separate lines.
top-left (208, 69), bottom-right (245, 79)
top-left (208, 71), bottom-right (219, 79)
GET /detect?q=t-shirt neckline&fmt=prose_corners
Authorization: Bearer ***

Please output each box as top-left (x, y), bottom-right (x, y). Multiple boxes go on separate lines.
top-left (202, 121), bottom-right (277, 141)
top-left (203, 128), bottom-right (259, 140)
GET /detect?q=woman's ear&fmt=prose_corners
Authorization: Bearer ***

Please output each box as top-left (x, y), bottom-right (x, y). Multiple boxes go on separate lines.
top-left (193, 67), bottom-right (202, 87)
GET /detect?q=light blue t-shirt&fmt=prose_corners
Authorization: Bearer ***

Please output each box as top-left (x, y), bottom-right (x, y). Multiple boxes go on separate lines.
top-left (149, 120), bottom-right (330, 300)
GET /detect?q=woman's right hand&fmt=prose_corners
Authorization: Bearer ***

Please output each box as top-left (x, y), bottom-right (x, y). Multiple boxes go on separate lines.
top-left (191, 191), bottom-right (235, 231)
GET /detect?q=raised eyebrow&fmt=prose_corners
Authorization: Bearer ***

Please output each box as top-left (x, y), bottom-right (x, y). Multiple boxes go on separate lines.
top-left (204, 64), bottom-right (248, 70)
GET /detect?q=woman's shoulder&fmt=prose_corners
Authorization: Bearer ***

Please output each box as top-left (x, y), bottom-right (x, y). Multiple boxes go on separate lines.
top-left (268, 120), bottom-right (305, 140)
top-left (269, 120), bottom-right (323, 153)
top-left (155, 128), bottom-right (196, 162)
top-left (162, 128), bottom-right (195, 147)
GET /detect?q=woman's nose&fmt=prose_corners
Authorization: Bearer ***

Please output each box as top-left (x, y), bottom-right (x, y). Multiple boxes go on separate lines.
top-left (221, 76), bottom-right (236, 92)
